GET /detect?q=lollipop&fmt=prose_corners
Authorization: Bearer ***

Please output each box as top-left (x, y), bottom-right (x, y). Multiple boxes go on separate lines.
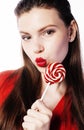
top-left (44, 62), bottom-right (66, 84)
top-left (41, 62), bottom-right (66, 100)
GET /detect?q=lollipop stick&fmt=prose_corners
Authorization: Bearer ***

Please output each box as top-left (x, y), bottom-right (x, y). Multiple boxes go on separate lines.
top-left (40, 82), bottom-right (50, 101)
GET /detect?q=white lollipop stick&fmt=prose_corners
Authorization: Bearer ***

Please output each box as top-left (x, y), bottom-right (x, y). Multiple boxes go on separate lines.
top-left (40, 82), bottom-right (50, 101)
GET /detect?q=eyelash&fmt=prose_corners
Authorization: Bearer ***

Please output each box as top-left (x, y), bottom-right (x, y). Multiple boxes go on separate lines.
top-left (21, 35), bottom-right (31, 41)
top-left (44, 29), bottom-right (55, 36)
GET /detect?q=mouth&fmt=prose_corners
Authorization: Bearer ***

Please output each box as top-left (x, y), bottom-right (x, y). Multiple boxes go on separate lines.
top-left (35, 57), bottom-right (47, 67)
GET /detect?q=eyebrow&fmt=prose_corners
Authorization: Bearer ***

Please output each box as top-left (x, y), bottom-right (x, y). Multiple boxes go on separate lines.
top-left (20, 24), bottom-right (57, 35)
top-left (38, 24), bottom-right (57, 32)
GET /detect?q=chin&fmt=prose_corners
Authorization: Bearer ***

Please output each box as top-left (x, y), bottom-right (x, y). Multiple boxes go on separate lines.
top-left (37, 66), bottom-right (46, 74)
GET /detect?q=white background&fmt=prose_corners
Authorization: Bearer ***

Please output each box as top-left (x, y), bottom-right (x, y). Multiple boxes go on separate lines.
top-left (0, 0), bottom-right (84, 72)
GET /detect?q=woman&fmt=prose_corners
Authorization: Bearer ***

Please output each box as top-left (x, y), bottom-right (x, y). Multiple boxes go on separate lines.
top-left (0, 0), bottom-right (84, 130)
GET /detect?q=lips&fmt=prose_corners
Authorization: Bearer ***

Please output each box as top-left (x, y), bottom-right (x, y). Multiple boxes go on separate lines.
top-left (35, 57), bottom-right (47, 67)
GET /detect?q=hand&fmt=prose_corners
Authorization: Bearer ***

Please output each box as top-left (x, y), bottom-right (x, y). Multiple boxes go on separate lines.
top-left (22, 99), bottom-right (52, 130)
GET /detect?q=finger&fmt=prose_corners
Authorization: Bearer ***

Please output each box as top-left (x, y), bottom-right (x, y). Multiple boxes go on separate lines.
top-left (22, 121), bottom-right (33, 129)
top-left (31, 99), bottom-right (52, 117)
top-left (22, 116), bottom-right (43, 129)
top-left (26, 109), bottom-right (51, 123)
top-left (23, 115), bottom-right (43, 124)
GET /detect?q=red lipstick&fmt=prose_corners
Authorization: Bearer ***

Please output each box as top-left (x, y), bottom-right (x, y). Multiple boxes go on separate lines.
top-left (35, 57), bottom-right (47, 67)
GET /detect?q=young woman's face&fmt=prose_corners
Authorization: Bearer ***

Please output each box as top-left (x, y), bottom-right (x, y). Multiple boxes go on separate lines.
top-left (18, 7), bottom-right (70, 73)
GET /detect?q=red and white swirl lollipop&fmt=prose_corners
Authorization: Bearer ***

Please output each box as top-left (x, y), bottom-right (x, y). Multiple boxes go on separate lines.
top-left (44, 62), bottom-right (66, 84)
top-left (41, 62), bottom-right (66, 100)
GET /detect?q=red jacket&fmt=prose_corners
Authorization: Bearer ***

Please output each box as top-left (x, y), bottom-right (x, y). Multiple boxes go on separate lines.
top-left (0, 70), bottom-right (78, 130)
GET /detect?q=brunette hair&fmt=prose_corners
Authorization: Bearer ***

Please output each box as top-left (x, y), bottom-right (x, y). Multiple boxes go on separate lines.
top-left (0, 0), bottom-right (84, 130)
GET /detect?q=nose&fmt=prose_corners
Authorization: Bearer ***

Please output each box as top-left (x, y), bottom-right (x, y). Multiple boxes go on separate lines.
top-left (33, 38), bottom-right (44, 53)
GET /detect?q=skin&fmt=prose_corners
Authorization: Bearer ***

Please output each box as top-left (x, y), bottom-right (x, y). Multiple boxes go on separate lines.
top-left (17, 7), bottom-right (77, 130)
top-left (18, 8), bottom-right (70, 73)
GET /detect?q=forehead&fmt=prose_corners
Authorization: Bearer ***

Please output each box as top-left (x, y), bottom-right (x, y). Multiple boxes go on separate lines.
top-left (17, 7), bottom-right (64, 31)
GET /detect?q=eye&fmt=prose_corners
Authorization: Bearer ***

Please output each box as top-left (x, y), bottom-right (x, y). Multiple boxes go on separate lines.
top-left (45, 29), bottom-right (55, 36)
top-left (21, 35), bottom-right (31, 41)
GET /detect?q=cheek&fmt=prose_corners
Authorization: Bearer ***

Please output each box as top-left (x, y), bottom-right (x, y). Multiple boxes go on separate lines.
top-left (22, 44), bottom-right (32, 58)
top-left (22, 44), bottom-right (28, 55)
top-left (56, 41), bottom-right (68, 53)
top-left (55, 42), bottom-right (69, 62)
top-left (48, 39), bottom-right (69, 62)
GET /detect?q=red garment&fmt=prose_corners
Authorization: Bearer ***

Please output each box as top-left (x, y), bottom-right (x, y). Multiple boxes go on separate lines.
top-left (0, 70), bottom-right (19, 105)
top-left (0, 70), bottom-right (78, 130)
top-left (51, 96), bottom-right (78, 130)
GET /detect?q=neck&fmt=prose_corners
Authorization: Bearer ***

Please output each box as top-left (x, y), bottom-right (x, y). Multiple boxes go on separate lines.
top-left (40, 73), bottom-right (67, 110)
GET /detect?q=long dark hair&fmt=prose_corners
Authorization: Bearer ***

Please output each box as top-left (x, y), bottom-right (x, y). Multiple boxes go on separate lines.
top-left (0, 0), bottom-right (84, 129)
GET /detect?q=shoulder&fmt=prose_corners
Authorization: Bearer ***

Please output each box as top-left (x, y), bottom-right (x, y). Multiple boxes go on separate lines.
top-left (0, 69), bottom-right (21, 106)
top-left (0, 70), bottom-right (20, 87)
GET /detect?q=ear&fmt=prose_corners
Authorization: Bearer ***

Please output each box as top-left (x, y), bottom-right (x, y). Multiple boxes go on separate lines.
top-left (68, 20), bottom-right (78, 42)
